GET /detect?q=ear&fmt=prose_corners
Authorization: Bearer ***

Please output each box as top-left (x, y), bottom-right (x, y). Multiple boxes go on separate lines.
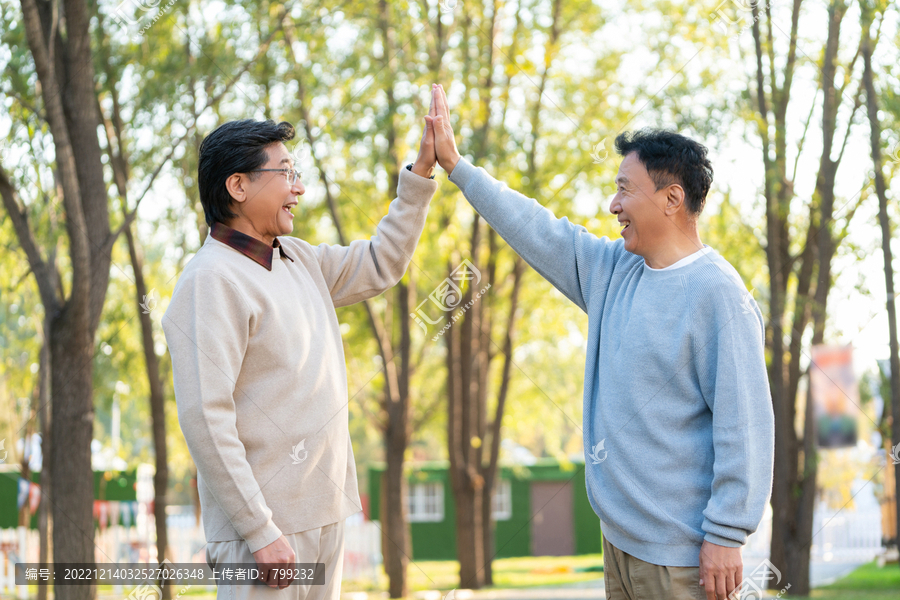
top-left (225, 173), bottom-right (250, 205)
top-left (664, 184), bottom-right (686, 216)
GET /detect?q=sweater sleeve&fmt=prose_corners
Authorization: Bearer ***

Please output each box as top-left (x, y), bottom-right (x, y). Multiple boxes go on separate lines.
top-left (693, 281), bottom-right (775, 547)
top-left (448, 157), bottom-right (619, 313)
top-left (162, 269), bottom-right (283, 553)
top-left (314, 166), bottom-right (438, 308)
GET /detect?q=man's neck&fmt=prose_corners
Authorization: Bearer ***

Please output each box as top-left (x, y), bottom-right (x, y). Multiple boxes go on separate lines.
top-left (643, 234), bottom-right (705, 269)
top-left (224, 218), bottom-right (275, 246)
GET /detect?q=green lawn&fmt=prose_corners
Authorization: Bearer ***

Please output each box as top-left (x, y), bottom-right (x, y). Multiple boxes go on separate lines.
top-left (782, 561), bottom-right (900, 600)
top-left (343, 554), bottom-right (605, 592)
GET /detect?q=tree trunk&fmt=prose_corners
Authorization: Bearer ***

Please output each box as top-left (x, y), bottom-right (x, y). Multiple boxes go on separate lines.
top-left (446, 289), bottom-right (485, 589)
top-left (458, 484), bottom-right (485, 588)
top-left (480, 253), bottom-right (523, 583)
top-left (750, 1), bottom-right (865, 592)
top-left (776, 4), bottom-right (848, 593)
top-left (861, 6), bottom-right (900, 556)
top-left (124, 224), bottom-right (170, 593)
top-left (753, 3), bottom-right (796, 579)
top-left (15, 3), bottom-right (115, 599)
top-left (480, 478), bottom-right (495, 585)
top-left (381, 437), bottom-right (410, 597)
top-left (98, 33), bottom-right (172, 579)
top-left (446, 0), bottom-right (559, 586)
top-left (446, 2), bottom-right (485, 588)
top-left (38, 316), bottom-right (51, 600)
top-left (49, 317), bottom-right (96, 600)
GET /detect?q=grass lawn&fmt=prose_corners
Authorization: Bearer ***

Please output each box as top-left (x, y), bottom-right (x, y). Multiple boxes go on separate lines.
top-left (782, 561), bottom-right (900, 600)
top-left (343, 554), bottom-right (605, 592)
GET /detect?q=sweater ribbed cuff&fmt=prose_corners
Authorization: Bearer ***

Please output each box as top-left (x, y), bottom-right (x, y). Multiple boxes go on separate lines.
top-left (701, 518), bottom-right (745, 548)
top-left (448, 156), bottom-right (477, 190)
top-left (398, 160), bottom-right (439, 198)
top-left (243, 519), bottom-right (284, 554)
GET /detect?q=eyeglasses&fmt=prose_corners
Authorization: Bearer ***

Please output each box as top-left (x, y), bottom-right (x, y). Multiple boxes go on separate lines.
top-left (249, 168), bottom-right (302, 185)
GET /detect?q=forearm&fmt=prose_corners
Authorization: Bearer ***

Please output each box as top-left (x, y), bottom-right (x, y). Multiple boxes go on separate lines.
top-left (448, 157), bottom-right (604, 312)
top-left (699, 303), bottom-right (775, 545)
top-left (318, 166), bottom-right (438, 306)
top-left (701, 409), bottom-right (774, 544)
top-left (176, 397), bottom-right (283, 552)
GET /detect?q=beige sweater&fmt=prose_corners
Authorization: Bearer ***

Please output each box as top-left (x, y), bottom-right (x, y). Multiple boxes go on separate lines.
top-left (163, 168), bottom-right (437, 552)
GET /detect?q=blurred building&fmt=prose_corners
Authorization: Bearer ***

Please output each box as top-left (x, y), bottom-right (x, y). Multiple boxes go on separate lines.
top-left (368, 459), bottom-right (603, 560)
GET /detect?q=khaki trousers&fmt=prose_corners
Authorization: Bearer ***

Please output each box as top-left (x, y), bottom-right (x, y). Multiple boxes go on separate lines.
top-left (205, 520), bottom-right (344, 600)
top-left (603, 536), bottom-right (706, 600)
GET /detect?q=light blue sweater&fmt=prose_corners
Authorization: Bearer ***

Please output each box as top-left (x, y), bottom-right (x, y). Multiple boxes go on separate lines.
top-left (449, 158), bottom-right (775, 567)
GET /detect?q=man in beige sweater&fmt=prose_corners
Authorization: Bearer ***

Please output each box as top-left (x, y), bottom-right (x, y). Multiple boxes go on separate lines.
top-left (162, 108), bottom-right (438, 599)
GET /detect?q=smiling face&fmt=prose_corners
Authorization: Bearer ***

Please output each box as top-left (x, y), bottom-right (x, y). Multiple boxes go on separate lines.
top-left (224, 142), bottom-right (305, 244)
top-left (608, 152), bottom-right (675, 258)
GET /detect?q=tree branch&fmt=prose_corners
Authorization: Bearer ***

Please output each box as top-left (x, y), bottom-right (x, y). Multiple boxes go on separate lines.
top-left (0, 168), bottom-right (59, 312)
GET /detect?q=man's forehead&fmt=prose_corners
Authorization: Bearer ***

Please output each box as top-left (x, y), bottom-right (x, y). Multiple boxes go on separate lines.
top-left (265, 143), bottom-right (293, 165)
top-left (616, 153), bottom-right (648, 183)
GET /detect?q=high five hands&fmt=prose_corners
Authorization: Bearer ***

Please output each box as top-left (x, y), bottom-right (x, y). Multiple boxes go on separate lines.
top-left (424, 83), bottom-right (461, 175)
top-left (410, 83), bottom-right (438, 178)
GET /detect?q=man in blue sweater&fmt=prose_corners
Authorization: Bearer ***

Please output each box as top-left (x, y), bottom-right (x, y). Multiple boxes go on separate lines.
top-left (424, 84), bottom-right (774, 600)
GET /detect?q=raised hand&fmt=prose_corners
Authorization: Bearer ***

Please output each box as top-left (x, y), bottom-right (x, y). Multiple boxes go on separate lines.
top-left (411, 83), bottom-right (438, 178)
top-left (424, 83), bottom-right (461, 175)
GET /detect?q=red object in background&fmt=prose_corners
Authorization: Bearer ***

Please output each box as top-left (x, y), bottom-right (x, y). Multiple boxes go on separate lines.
top-left (98, 501), bottom-right (110, 531)
top-left (360, 494), bottom-right (369, 520)
top-left (28, 483), bottom-right (41, 514)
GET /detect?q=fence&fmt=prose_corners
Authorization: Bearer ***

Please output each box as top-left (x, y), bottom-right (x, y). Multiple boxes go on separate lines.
top-left (743, 496), bottom-right (884, 564)
top-left (809, 504), bottom-right (884, 562)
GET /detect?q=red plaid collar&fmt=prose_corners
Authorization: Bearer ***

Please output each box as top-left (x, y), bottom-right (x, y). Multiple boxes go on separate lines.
top-left (210, 222), bottom-right (295, 271)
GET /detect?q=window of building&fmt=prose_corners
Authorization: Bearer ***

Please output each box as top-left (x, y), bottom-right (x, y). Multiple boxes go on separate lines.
top-left (407, 481), bottom-right (444, 522)
top-left (492, 479), bottom-right (512, 521)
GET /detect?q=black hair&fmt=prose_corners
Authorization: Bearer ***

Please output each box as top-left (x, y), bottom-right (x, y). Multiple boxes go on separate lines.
top-left (614, 129), bottom-right (713, 215)
top-left (198, 119), bottom-right (296, 227)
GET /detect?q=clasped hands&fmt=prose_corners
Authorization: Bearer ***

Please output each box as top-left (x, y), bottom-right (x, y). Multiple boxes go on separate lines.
top-left (410, 83), bottom-right (461, 179)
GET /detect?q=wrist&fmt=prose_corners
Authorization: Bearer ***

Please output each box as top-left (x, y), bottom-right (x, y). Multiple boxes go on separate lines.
top-left (447, 154), bottom-right (460, 175)
top-left (410, 161), bottom-right (436, 179)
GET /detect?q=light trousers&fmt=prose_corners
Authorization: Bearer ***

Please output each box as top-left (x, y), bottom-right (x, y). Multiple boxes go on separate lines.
top-left (206, 520), bottom-right (344, 600)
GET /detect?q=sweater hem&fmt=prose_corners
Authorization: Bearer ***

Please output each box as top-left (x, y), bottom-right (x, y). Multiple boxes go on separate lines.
top-left (203, 501), bottom-right (362, 546)
top-left (600, 519), bottom-right (702, 567)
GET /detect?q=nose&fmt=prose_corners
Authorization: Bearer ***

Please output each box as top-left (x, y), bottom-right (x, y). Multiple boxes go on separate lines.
top-left (609, 193), bottom-right (621, 216)
top-left (292, 180), bottom-right (305, 195)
